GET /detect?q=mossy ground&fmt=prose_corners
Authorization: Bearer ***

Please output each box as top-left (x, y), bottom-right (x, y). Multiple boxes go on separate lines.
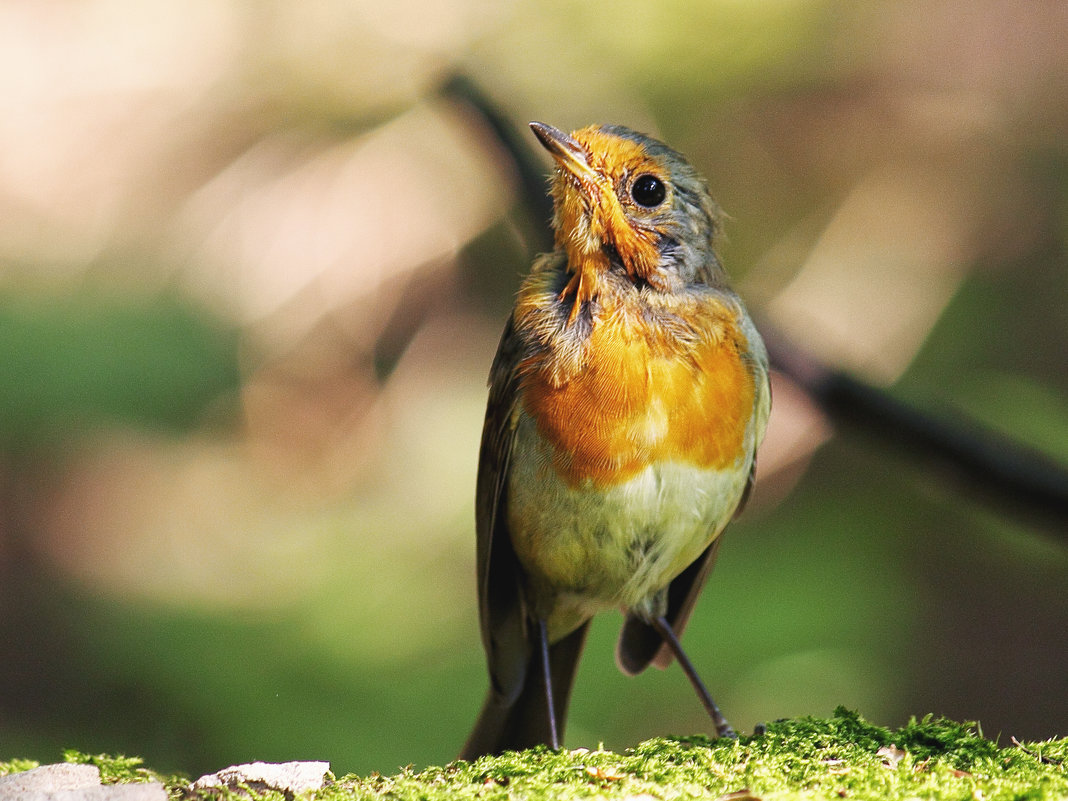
top-left (3, 710), bottom-right (1065, 800)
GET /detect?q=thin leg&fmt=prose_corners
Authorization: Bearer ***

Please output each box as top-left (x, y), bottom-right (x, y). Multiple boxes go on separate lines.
top-left (652, 615), bottom-right (736, 739)
top-left (537, 618), bottom-right (560, 749)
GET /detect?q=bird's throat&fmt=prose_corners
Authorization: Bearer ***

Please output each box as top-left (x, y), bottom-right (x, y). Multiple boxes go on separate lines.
top-left (558, 239), bottom-right (670, 325)
top-left (558, 250), bottom-right (605, 325)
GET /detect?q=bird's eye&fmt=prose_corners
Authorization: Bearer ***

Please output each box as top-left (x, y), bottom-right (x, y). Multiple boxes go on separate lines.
top-left (630, 174), bottom-right (666, 208)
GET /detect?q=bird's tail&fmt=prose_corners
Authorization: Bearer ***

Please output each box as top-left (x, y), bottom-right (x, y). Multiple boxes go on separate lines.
top-left (458, 621), bottom-right (590, 760)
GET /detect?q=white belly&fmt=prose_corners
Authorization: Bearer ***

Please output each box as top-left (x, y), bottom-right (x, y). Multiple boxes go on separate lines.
top-left (506, 411), bottom-right (751, 637)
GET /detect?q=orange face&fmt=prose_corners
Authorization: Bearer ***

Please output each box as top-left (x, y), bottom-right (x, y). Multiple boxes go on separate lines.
top-left (531, 123), bottom-right (719, 323)
top-left (550, 126), bottom-right (667, 280)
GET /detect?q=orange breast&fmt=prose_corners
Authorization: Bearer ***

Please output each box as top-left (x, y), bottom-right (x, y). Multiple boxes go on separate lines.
top-left (519, 302), bottom-right (756, 488)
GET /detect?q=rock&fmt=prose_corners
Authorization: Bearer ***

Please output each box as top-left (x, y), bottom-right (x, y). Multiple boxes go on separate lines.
top-left (0, 764), bottom-right (101, 792)
top-left (191, 761), bottom-right (331, 795)
top-left (2, 788), bottom-right (169, 801)
top-left (0, 764), bottom-right (167, 801)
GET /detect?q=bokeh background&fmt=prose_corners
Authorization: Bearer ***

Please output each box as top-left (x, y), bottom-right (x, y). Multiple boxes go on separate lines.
top-left (0, 0), bottom-right (1065, 778)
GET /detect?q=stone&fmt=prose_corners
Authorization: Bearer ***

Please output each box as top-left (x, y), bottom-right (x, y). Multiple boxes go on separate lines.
top-left (191, 761), bottom-right (331, 795)
top-left (0, 764), bottom-right (101, 793)
top-left (0, 764), bottom-right (166, 801)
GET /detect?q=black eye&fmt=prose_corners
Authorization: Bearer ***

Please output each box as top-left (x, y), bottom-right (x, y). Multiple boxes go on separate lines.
top-left (630, 174), bottom-right (666, 208)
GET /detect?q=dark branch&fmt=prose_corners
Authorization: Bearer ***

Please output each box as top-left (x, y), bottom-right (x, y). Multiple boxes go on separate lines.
top-left (763, 328), bottom-right (1068, 532)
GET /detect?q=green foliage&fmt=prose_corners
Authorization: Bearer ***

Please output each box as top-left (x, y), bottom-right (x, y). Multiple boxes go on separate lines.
top-left (61, 749), bottom-right (181, 786)
top-left (0, 758), bottom-right (39, 777)
top-left (0, 291), bottom-right (240, 447)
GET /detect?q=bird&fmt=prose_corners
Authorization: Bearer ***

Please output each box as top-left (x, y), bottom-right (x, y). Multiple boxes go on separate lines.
top-left (459, 121), bottom-right (770, 760)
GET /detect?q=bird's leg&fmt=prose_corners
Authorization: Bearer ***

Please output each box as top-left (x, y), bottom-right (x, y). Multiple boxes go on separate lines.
top-left (537, 618), bottom-right (560, 749)
top-left (652, 615), bottom-right (736, 739)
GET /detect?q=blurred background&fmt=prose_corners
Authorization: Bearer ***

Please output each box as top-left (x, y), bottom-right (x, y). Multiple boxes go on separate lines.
top-left (0, 0), bottom-right (1065, 778)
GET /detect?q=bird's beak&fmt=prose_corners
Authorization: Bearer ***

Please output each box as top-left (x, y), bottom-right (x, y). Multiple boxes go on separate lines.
top-left (530, 122), bottom-right (596, 183)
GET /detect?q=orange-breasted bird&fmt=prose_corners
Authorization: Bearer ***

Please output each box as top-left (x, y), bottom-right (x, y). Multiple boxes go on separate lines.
top-left (459, 122), bottom-right (770, 759)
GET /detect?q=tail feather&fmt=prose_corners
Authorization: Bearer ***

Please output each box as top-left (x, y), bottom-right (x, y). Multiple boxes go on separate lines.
top-left (459, 621), bottom-right (589, 760)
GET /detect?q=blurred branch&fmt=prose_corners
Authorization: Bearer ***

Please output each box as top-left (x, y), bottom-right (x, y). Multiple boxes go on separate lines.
top-left (440, 74), bottom-right (553, 252)
top-left (763, 329), bottom-right (1068, 531)
top-left (439, 73), bottom-right (1068, 536)
top-left (372, 259), bottom-right (455, 381)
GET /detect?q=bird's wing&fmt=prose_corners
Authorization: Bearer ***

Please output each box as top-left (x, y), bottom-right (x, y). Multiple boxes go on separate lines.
top-left (474, 313), bottom-right (530, 702)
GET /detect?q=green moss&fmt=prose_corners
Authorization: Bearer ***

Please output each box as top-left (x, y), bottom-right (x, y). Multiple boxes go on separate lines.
top-left (61, 750), bottom-right (183, 787)
top-left (6, 712), bottom-right (1066, 800)
top-left (0, 758), bottom-right (40, 777)
top-left (319, 710), bottom-right (1065, 801)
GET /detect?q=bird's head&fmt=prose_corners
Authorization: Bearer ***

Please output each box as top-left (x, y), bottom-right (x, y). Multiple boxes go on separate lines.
top-left (530, 121), bottom-right (726, 305)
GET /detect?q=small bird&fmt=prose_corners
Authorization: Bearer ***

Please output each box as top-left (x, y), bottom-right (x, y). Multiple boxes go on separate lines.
top-left (460, 122), bottom-right (770, 759)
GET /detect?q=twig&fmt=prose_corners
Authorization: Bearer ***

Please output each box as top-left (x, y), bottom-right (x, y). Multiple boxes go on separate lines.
top-left (1011, 736), bottom-right (1064, 765)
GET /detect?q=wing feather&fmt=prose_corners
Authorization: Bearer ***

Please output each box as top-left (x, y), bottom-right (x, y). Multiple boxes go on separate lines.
top-left (475, 315), bottom-right (529, 701)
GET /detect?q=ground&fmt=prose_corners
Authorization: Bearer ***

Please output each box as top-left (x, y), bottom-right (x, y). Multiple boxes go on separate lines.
top-left (2, 710), bottom-right (1065, 801)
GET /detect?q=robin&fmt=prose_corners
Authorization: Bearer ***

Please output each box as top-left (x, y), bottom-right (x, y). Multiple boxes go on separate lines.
top-left (459, 122), bottom-right (770, 759)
